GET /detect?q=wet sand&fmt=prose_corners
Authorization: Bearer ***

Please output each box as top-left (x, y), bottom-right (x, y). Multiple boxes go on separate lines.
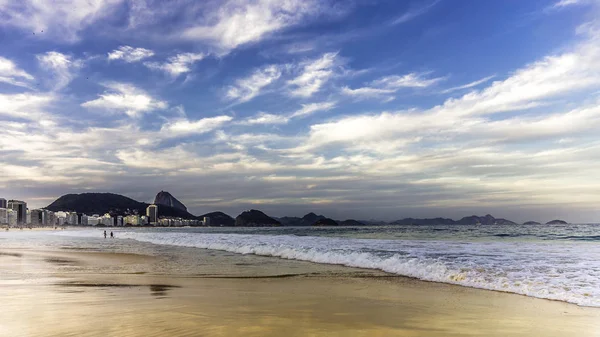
top-left (1, 247), bottom-right (599, 337)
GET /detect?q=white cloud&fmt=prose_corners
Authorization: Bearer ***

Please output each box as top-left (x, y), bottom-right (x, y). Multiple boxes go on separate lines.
top-left (242, 112), bottom-right (289, 125)
top-left (181, 0), bottom-right (323, 51)
top-left (341, 72), bottom-right (445, 100)
top-left (289, 101), bottom-right (337, 118)
top-left (301, 24), bottom-right (600, 151)
top-left (437, 35), bottom-right (600, 117)
top-left (391, 0), bottom-right (440, 25)
top-left (240, 100), bottom-right (336, 125)
top-left (161, 115), bottom-right (233, 136)
top-left (441, 75), bottom-right (496, 94)
top-left (553, 0), bottom-right (582, 8)
top-left (0, 93), bottom-right (54, 120)
top-left (226, 64), bottom-right (282, 103)
top-left (372, 73), bottom-right (445, 89)
top-left (340, 86), bottom-right (395, 98)
top-left (0, 56), bottom-right (34, 88)
top-left (108, 46), bottom-right (154, 62)
top-left (144, 53), bottom-right (206, 77)
top-left (81, 82), bottom-right (167, 118)
top-left (0, 0), bottom-right (122, 42)
top-left (36, 51), bottom-right (82, 90)
top-left (288, 52), bottom-right (339, 97)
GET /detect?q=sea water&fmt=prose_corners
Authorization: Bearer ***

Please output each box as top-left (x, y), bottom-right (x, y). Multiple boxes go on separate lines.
top-left (50, 224), bottom-right (600, 308)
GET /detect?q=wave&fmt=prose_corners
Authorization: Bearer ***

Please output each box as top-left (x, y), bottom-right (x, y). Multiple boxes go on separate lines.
top-left (59, 230), bottom-right (600, 308)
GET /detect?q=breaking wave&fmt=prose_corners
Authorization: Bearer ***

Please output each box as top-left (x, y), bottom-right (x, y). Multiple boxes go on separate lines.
top-left (61, 230), bottom-right (600, 308)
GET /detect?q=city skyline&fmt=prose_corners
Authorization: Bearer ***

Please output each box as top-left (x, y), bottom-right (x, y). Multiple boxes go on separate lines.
top-left (1, 0), bottom-right (600, 222)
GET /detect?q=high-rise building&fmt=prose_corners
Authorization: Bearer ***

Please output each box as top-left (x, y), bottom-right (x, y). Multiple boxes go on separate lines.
top-left (146, 204), bottom-right (158, 224)
top-left (7, 209), bottom-right (17, 226)
top-left (8, 200), bottom-right (27, 225)
top-left (203, 217), bottom-right (211, 226)
top-left (30, 209), bottom-right (42, 226)
top-left (0, 208), bottom-right (8, 225)
top-left (0, 198), bottom-right (7, 209)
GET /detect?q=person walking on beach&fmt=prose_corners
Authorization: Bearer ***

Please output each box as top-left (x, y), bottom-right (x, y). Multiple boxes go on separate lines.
top-left (110, 231), bottom-right (114, 238)
top-left (104, 230), bottom-right (107, 238)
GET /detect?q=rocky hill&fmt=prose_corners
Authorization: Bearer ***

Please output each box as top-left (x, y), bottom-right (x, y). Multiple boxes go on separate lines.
top-left (338, 219), bottom-right (366, 226)
top-left (278, 212), bottom-right (326, 226)
top-left (45, 193), bottom-right (196, 219)
top-left (457, 214), bottom-right (516, 225)
top-left (312, 218), bottom-right (339, 226)
top-left (198, 211), bottom-right (235, 226)
top-left (391, 214), bottom-right (517, 225)
top-left (235, 210), bottom-right (281, 226)
top-left (154, 191), bottom-right (187, 212)
top-left (546, 219), bottom-right (568, 225)
top-left (391, 217), bottom-right (455, 225)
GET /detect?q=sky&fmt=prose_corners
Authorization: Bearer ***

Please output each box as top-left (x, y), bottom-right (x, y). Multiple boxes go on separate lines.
top-left (1, 0), bottom-right (600, 223)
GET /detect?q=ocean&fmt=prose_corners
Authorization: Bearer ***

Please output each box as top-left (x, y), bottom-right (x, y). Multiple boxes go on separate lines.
top-left (5, 224), bottom-right (600, 308)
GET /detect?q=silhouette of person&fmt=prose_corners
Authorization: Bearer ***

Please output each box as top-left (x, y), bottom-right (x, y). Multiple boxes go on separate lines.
top-left (110, 231), bottom-right (114, 238)
top-left (104, 230), bottom-right (107, 238)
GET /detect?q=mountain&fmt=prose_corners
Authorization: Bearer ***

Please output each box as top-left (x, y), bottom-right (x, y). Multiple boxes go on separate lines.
top-left (338, 219), bottom-right (366, 226)
top-left (523, 221), bottom-right (541, 225)
top-left (198, 211), bottom-right (235, 226)
top-left (312, 218), bottom-right (339, 226)
top-left (277, 216), bottom-right (303, 226)
top-left (457, 214), bottom-right (517, 225)
top-left (154, 191), bottom-right (187, 212)
top-left (391, 217), bottom-right (455, 225)
top-left (546, 219), bottom-right (568, 225)
top-left (358, 219), bottom-right (389, 225)
top-left (45, 193), bottom-right (196, 219)
top-left (391, 214), bottom-right (517, 225)
top-left (277, 212), bottom-right (326, 226)
top-left (235, 210), bottom-right (281, 226)
top-left (302, 212), bottom-right (326, 225)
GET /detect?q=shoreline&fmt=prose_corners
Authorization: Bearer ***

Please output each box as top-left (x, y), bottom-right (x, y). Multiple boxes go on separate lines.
top-left (6, 227), bottom-right (600, 309)
top-left (1, 245), bottom-right (599, 336)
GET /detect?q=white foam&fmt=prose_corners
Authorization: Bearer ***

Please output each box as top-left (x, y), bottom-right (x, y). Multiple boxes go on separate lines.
top-left (59, 230), bottom-right (600, 307)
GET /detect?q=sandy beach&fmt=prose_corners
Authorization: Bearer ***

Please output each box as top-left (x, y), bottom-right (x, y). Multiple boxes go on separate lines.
top-left (1, 232), bottom-right (599, 337)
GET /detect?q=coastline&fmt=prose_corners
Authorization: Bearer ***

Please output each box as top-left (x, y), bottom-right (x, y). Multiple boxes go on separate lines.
top-left (1, 241), bottom-right (599, 337)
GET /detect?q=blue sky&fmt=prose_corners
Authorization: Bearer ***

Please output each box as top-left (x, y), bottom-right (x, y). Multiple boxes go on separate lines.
top-left (1, 0), bottom-right (600, 222)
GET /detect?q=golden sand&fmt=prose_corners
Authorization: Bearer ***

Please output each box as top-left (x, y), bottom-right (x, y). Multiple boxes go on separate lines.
top-left (1, 249), bottom-right (599, 337)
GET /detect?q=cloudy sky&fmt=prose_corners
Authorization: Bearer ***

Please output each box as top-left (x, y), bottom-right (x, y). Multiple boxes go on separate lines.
top-left (1, 0), bottom-right (599, 222)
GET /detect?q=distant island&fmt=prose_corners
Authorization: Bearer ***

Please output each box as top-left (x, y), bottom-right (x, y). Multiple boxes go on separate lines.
top-left (235, 210), bottom-right (281, 227)
top-left (41, 191), bottom-right (571, 227)
top-left (546, 220), bottom-right (569, 225)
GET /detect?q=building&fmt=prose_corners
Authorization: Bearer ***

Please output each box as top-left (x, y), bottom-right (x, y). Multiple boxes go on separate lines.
top-left (87, 215), bottom-right (101, 226)
top-left (124, 215), bottom-right (140, 226)
top-left (0, 198), bottom-right (7, 209)
top-left (100, 213), bottom-right (113, 226)
top-left (8, 200), bottom-right (27, 225)
top-left (0, 208), bottom-right (8, 225)
top-left (7, 209), bottom-right (17, 227)
top-left (67, 212), bottom-right (78, 225)
top-left (44, 210), bottom-right (56, 227)
top-left (30, 210), bottom-right (39, 226)
top-left (146, 204), bottom-right (158, 224)
top-left (203, 217), bottom-right (210, 226)
top-left (116, 216), bottom-right (124, 227)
